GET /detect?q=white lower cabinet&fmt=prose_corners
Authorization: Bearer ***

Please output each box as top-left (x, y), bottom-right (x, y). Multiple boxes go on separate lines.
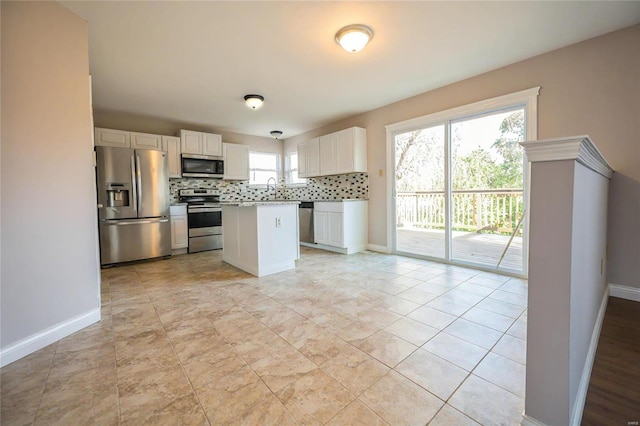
top-left (313, 200), bottom-right (367, 254)
top-left (328, 212), bottom-right (344, 247)
top-left (170, 205), bottom-right (188, 250)
top-left (314, 211), bottom-right (329, 245)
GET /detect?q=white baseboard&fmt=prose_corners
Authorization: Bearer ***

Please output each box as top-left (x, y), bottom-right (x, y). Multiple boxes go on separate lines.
top-left (367, 243), bottom-right (391, 253)
top-left (223, 255), bottom-right (295, 277)
top-left (609, 283), bottom-right (640, 302)
top-left (521, 413), bottom-right (548, 426)
top-left (570, 285), bottom-right (609, 426)
top-left (0, 308), bottom-right (101, 368)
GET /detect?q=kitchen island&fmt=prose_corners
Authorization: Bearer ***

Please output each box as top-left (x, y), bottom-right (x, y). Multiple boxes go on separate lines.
top-left (221, 201), bottom-right (300, 277)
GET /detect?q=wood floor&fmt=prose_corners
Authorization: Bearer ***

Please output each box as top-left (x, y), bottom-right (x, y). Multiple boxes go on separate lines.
top-left (396, 228), bottom-right (524, 272)
top-left (582, 297), bottom-right (640, 425)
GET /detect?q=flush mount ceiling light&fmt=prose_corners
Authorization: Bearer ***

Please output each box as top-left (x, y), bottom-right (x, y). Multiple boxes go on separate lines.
top-left (335, 24), bottom-right (374, 53)
top-left (244, 94), bottom-right (264, 109)
top-left (270, 130), bottom-right (283, 139)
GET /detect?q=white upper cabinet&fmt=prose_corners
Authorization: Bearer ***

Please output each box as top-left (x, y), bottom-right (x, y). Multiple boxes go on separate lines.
top-left (336, 127), bottom-right (367, 174)
top-left (162, 136), bottom-right (181, 178)
top-left (94, 128), bottom-right (130, 148)
top-left (203, 132), bottom-right (223, 156)
top-left (319, 133), bottom-right (337, 175)
top-left (130, 131), bottom-right (162, 150)
top-left (223, 142), bottom-right (249, 180)
top-left (180, 129), bottom-right (202, 154)
top-left (298, 142), bottom-right (308, 177)
top-left (297, 127), bottom-right (366, 178)
top-left (180, 129), bottom-right (222, 156)
top-left (298, 137), bottom-right (320, 178)
top-left (307, 138), bottom-right (320, 177)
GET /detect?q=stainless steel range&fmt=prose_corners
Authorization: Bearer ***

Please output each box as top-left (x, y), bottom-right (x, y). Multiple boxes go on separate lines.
top-left (179, 189), bottom-right (222, 253)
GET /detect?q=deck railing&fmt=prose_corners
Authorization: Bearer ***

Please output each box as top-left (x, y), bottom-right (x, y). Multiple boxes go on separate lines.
top-left (396, 189), bottom-right (524, 235)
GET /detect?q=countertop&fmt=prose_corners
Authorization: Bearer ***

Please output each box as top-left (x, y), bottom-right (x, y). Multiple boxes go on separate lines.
top-left (311, 199), bottom-right (368, 202)
top-left (221, 200), bottom-right (301, 207)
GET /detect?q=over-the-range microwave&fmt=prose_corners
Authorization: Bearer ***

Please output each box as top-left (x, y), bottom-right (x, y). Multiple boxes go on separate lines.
top-left (181, 154), bottom-right (224, 178)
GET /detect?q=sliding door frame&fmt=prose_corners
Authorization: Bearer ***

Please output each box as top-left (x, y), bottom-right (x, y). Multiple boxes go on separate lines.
top-left (385, 87), bottom-right (540, 277)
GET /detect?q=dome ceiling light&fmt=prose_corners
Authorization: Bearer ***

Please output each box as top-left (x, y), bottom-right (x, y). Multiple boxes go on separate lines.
top-left (335, 24), bottom-right (374, 53)
top-left (270, 130), bottom-right (283, 139)
top-left (244, 94), bottom-right (264, 109)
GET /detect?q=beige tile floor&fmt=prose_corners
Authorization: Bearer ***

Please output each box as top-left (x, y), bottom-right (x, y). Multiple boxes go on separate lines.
top-left (0, 247), bottom-right (527, 425)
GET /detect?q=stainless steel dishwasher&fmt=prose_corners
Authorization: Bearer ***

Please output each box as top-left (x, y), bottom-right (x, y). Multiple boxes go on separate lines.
top-left (298, 202), bottom-right (314, 243)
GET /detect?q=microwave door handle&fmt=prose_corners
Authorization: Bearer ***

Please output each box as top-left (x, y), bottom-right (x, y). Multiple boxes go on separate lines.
top-left (131, 154), bottom-right (138, 212)
top-left (136, 155), bottom-right (142, 210)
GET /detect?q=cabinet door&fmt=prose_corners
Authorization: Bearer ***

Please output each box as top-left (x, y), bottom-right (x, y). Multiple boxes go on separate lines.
top-left (223, 143), bottom-right (249, 180)
top-left (335, 129), bottom-right (354, 174)
top-left (171, 215), bottom-right (188, 249)
top-left (314, 211), bottom-right (329, 245)
top-left (307, 138), bottom-right (320, 176)
top-left (94, 128), bottom-right (130, 148)
top-left (298, 142), bottom-right (308, 178)
top-left (162, 136), bottom-right (181, 178)
top-left (319, 133), bottom-right (337, 175)
top-left (131, 132), bottom-right (162, 150)
top-left (203, 133), bottom-right (222, 156)
top-left (352, 127), bottom-right (368, 173)
top-left (180, 130), bottom-right (202, 154)
top-left (328, 212), bottom-right (344, 247)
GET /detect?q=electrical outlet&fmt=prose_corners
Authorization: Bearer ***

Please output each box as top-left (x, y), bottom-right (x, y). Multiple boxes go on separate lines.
top-left (276, 217), bottom-right (282, 228)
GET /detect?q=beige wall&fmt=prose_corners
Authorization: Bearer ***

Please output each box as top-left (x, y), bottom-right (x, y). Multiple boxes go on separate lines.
top-left (1, 1), bottom-right (100, 359)
top-left (286, 24), bottom-right (640, 288)
top-left (94, 109), bottom-right (284, 156)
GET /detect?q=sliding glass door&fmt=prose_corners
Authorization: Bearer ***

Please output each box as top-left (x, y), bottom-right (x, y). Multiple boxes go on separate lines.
top-left (450, 108), bottom-right (525, 272)
top-left (395, 125), bottom-right (446, 259)
top-left (391, 96), bottom-right (533, 275)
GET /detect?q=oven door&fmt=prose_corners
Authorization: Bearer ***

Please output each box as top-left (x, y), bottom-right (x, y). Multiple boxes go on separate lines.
top-left (187, 207), bottom-right (222, 236)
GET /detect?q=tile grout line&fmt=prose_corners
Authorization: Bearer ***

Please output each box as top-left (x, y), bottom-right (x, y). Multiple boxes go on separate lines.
top-left (29, 340), bottom-right (59, 426)
top-left (137, 268), bottom-right (212, 426)
top-left (385, 270), bottom-right (525, 423)
top-left (105, 275), bottom-right (122, 426)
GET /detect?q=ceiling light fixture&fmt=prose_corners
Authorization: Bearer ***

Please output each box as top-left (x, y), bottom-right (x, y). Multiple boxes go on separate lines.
top-left (270, 130), bottom-right (283, 139)
top-left (335, 24), bottom-right (374, 53)
top-left (244, 94), bottom-right (264, 109)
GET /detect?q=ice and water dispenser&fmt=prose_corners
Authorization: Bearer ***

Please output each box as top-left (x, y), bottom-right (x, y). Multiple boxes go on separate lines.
top-left (105, 183), bottom-right (131, 208)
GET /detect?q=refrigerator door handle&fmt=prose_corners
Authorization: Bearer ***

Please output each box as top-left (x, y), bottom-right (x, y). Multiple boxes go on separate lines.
top-left (102, 219), bottom-right (169, 226)
top-left (131, 154), bottom-right (138, 212)
top-left (136, 154), bottom-right (143, 211)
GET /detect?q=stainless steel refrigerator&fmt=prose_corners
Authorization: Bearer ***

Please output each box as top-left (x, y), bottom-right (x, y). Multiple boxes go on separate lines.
top-left (96, 146), bottom-right (171, 266)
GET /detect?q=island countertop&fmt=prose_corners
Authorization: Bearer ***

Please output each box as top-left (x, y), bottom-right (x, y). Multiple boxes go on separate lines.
top-left (221, 200), bottom-right (301, 207)
top-left (311, 199), bottom-right (368, 202)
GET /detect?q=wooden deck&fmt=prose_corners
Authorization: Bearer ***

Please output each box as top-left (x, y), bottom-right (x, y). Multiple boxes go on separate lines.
top-left (396, 227), bottom-right (524, 272)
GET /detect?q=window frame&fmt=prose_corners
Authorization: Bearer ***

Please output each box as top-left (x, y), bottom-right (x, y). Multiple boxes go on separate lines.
top-left (285, 151), bottom-right (307, 186)
top-left (248, 151), bottom-right (281, 187)
top-left (385, 87), bottom-right (539, 277)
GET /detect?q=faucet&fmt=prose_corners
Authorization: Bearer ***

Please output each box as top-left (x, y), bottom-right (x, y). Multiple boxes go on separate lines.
top-left (266, 177), bottom-right (277, 200)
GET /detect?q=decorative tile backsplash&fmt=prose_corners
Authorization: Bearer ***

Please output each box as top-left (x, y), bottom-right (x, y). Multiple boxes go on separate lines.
top-left (169, 173), bottom-right (368, 203)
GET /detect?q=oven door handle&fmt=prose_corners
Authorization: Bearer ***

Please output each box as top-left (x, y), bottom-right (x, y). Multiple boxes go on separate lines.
top-left (188, 207), bottom-right (222, 213)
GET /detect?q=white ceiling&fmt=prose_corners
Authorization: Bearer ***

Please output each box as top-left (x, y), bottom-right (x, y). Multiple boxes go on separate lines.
top-left (62, 1), bottom-right (640, 139)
